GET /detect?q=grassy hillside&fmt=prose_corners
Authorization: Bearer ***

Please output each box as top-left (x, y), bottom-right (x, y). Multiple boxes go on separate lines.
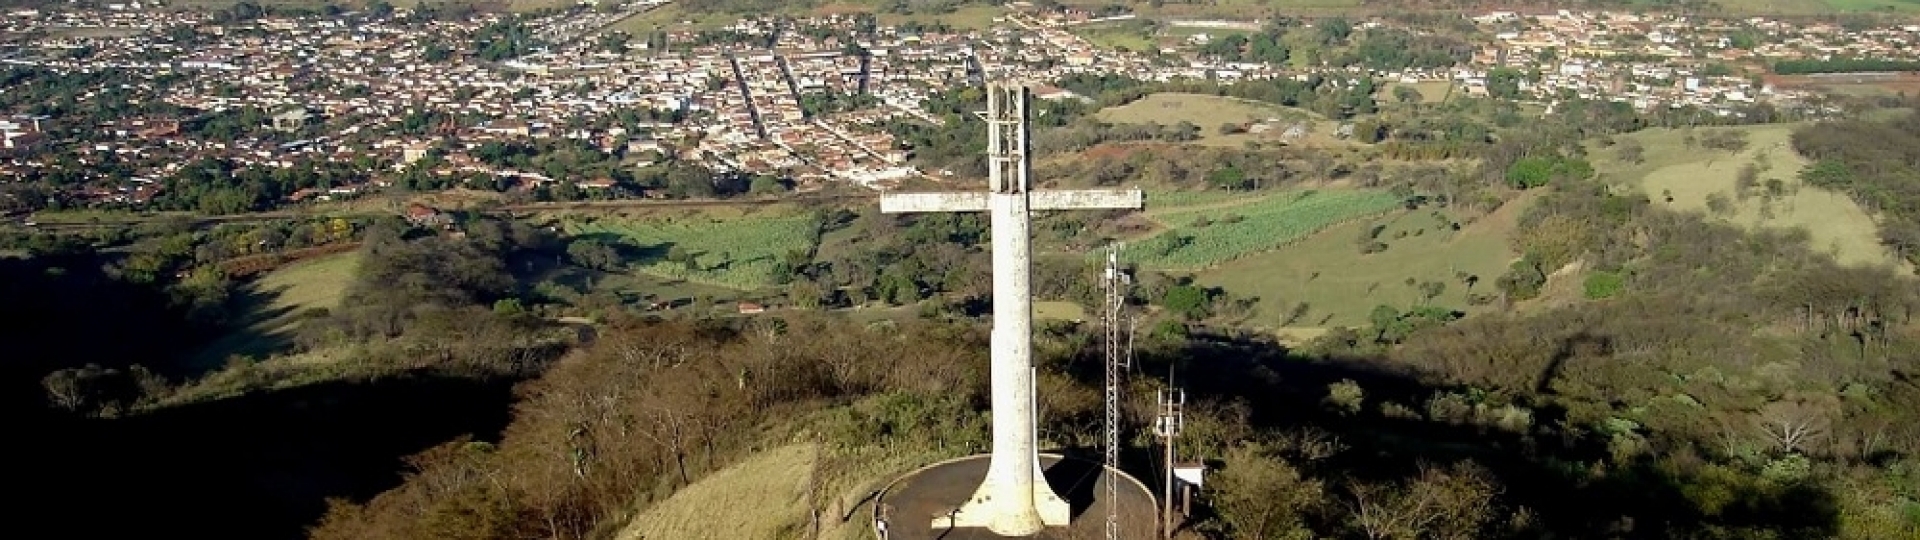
top-left (187, 251), bottom-right (362, 369)
top-left (1097, 92), bottom-right (1346, 148)
top-left (1596, 124), bottom-right (1901, 269)
top-left (1198, 192), bottom-right (1527, 331)
top-left (619, 444), bottom-right (821, 540)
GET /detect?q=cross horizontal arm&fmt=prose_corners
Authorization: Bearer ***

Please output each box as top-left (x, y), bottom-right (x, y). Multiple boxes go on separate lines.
top-left (1030, 189), bottom-right (1143, 210)
top-left (881, 189), bottom-right (1143, 213)
top-left (880, 192), bottom-right (988, 213)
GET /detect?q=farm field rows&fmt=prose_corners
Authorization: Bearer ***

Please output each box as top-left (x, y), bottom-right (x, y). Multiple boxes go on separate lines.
top-left (1120, 189), bottom-right (1402, 270)
top-left (564, 213), bottom-right (820, 289)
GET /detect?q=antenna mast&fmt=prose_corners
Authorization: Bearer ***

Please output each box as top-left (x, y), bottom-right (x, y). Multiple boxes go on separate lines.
top-left (1101, 245), bottom-right (1130, 540)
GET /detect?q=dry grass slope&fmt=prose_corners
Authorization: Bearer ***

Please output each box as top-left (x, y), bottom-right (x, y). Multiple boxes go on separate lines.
top-left (187, 251), bottom-right (363, 369)
top-left (619, 444), bottom-right (820, 540)
top-left (1097, 93), bottom-right (1346, 148)
top-left (257, 250), bottom-right (362, 313)
top-left (1198, 192), bottom-right (1532, 330)
top-left (1602, 124), bottom-right (1901, 269)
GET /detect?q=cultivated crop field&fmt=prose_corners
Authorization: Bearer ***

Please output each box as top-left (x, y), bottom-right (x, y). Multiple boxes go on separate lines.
top-left (1120, 189), bottom-right (1402, 270)
top-left (565, 213), bottom-right (820, 289)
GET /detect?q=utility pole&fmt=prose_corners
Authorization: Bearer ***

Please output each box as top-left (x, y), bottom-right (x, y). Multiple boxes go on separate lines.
top-left (1154, 375), bottom-right (1185, 540)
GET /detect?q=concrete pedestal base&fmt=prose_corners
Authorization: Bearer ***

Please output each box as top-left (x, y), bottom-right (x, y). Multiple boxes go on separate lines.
top-left (933, 460), bottom-right (1070, 535)
top-left (875, 453), bottom-right (1157, 539)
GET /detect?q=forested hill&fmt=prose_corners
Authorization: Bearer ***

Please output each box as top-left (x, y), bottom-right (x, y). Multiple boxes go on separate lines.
top-left (304, 117), bottom-right (1920, 538)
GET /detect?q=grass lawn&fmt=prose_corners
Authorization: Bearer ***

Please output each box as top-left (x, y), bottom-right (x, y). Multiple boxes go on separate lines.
top-left (187, 251), bottom-right (363, 370)
top-left (563, 209), bottom-right (822, 290)
top-left (1595, 124), bottom-right (1900, 269)
top-left (1096, 92), bottom-right (1345, 148)
top-left (1196, 193), bottom-right (1530, 330)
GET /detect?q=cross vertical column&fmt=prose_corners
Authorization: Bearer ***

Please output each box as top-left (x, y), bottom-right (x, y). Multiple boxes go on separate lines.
top-left (880, 81), bottom-right (1143, 537)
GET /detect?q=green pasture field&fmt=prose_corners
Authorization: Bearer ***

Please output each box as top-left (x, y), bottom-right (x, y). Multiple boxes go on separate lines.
top-left (1593, 124), bottom-right (1900, 269)
top-left (1120, 188), bottom-right (1402, 270)
top-left (187, 251), bottom-right (362, 368)
top-left (563, 211), bottom-right (821, 290)
top-left (1196, 194), bottom-right (1528, 330)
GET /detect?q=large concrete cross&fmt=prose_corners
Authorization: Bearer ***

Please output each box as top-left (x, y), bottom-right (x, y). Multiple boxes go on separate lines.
top-left (881, 83), bottom-right (1143, 536)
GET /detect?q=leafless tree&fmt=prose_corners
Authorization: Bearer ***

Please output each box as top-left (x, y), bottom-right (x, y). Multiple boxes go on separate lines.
top-left (1753, 396), bottom-right (1837, 454)
top-left (1348, 463), bottom-right (1500, 540)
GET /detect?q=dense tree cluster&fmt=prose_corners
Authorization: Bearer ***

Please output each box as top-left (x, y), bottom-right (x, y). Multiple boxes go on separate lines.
top-left (798, 89), bottom-right (882, 118)
top-left (1772, 58), bottom-right (1920, 75)
top-left (1790, 111), bottom-right (1920, 265)
top-left (1328, 27), bottom-right (1472, 70)
top-left (159, 157), bottom-right (379, 214)
top-left (309, 317), bottom-right (991, 539)
top-left (298, 215), bottom-right (561, 348)
top-left (472, 19), bottom-right (547, 61)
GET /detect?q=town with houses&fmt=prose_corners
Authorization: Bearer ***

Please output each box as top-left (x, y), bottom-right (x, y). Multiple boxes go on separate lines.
top-left (1, 0), bottom-right (1917, 210)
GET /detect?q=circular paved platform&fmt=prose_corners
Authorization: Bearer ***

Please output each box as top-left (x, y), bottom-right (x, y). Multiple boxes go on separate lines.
top-left (874, 453), bottom-right (1159, 539)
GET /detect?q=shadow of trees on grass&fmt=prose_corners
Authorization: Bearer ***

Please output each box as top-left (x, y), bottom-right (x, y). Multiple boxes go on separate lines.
top-left (1046, 328), bottom-right (1848, 539)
